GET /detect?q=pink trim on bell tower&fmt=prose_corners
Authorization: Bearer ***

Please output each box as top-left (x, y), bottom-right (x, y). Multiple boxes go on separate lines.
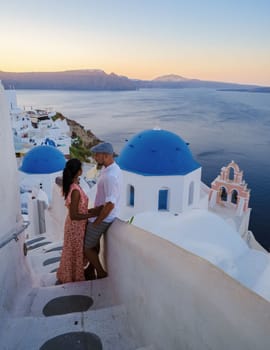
top-left (209, 161), bottom-right (250, 213)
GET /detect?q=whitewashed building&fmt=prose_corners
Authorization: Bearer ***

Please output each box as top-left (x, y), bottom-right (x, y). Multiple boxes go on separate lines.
top-left (117, 128), bottom-right (207, 220)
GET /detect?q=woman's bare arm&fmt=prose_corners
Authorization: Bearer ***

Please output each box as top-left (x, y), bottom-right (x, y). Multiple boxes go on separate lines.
top-left (69, 189), bottom-right (91, 220)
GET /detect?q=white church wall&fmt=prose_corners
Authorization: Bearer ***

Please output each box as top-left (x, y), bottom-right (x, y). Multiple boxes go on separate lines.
top-left (238, 209), bottom-right (251, 237)
top-left (107, 219), bottom-right (270, 350)
top-left (199, 181), bottom-right (210, 209)
top-left (181, 168), bottom-right (201, 210)
top-left (120, 168), bottom-right (201, 219)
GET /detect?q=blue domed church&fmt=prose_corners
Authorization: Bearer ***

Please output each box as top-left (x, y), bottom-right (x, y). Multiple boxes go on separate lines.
top-left (20, 145), bottom-right (66, 174)
top-left (19, 145), bottom-right (66, 204)
top-left (117, 128), bottom-right (206, 219)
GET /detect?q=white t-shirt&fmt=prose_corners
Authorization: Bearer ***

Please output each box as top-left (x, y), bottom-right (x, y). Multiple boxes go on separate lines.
top-left (90, 162), bottom-right (122, 223)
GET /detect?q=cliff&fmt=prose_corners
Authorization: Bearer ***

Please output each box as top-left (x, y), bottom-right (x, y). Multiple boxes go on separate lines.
top-left (65, 117), bottom-right (101, 149)
top-left (53, 112), bottom-right (101, 162)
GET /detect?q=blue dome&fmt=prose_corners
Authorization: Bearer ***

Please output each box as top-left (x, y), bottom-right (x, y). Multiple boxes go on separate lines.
top-left (20, 145), bottom-right (66, 174)
top-left (116, 129), bottom-right (200, 176)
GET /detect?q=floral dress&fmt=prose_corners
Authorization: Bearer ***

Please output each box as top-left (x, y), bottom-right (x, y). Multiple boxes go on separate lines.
top-left (57, 183), bottom-right (88, 283)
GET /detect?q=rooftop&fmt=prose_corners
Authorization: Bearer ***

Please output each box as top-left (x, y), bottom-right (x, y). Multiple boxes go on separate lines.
top-left (116, 129), bottom-right (200, 176)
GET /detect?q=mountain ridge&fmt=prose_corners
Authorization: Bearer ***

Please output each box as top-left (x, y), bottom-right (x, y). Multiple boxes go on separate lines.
top-left (0, 69), bottom-right (267, 91)
top-left (152, 74), bottom-right (189, 82)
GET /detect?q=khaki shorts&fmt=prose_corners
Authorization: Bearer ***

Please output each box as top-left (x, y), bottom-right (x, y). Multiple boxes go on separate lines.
top-left (84, 221), bottom-right (111, 249)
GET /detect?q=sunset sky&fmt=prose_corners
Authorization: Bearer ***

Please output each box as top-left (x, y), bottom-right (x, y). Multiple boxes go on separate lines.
top-left (1, 0), bottom-right (269, 86)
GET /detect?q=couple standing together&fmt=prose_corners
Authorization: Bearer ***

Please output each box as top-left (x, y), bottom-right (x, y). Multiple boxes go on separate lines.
top-left (57, 142), bottom-right (122, 283)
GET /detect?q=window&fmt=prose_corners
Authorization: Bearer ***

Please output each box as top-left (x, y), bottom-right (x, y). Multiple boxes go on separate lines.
top-left (220, 187), bottom-right (227, 201)
top-left (231, 189), bottom-right (238, 204)
top-left (158, 188), bottom-right (168, 210)
top-left (229, 167), bottom-right (234, 181)
top-left (128, 185), bottom-right (134, 207)
top-left (188, 182), bottom-right (194, 205)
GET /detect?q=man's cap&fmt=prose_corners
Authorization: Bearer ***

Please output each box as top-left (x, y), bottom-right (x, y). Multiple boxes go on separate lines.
top-left (91, 142), bottom-right (114, 154)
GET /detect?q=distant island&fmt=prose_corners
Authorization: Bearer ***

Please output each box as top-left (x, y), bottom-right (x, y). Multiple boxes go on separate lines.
top-left (218, 87), bottom-right (270, 93)
top-left (0, 69), bottom-right (268, 91)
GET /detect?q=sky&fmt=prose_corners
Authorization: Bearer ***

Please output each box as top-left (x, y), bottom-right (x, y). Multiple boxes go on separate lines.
top-left (0, 0), bottom-right (269, 86)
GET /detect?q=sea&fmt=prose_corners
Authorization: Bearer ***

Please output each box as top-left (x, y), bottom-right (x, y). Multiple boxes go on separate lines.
top-left (16, 88), bottom-right (270, 250)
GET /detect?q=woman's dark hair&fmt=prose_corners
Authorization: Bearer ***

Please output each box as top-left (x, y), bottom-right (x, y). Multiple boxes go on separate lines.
top-left (62, 158), bottom-right (82, 199)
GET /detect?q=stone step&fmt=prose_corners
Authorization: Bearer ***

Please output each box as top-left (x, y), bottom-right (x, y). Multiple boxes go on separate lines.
top-left (12, 277), bottom-right (117, 317)
top-left (1, 304), bottom-right (141, 350)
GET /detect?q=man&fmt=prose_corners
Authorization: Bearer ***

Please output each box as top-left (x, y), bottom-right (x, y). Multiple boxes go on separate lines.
top-left (84, 142), bottom-right (122, 279)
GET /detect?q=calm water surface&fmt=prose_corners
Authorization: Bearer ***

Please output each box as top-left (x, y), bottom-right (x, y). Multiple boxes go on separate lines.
top-left (16, 88), bottom-right (270, 250)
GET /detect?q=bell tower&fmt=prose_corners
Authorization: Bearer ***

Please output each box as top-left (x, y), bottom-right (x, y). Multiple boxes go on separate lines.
top-left (209, 160), bottom-right (250, 214)
top-left (209, 161), bottom-right (251, 236)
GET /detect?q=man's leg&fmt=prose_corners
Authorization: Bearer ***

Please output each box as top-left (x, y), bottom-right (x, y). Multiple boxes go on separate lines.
top-left (84, 246), bottom-right (107, 279)
top-left (84, 262), bottom-right (96, 280)
top-left (84, 223), bottom-right (108, 279)
top-left (84, 245), bottom-right (100, 280)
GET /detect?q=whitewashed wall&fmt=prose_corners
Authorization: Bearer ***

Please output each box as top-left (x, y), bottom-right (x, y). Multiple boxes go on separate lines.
top-left (119, 168), bottom-right (201, 220)
top-left (0, 83), bottom-right (22, 235)
top-left (4, 89), bottom-right (18, 110)
top-left (0, 82), bottom-right (31, 318)
top-left (45, 183), bottom-right (67, 241)
top-left (106, 219), bottom-right (270, 350)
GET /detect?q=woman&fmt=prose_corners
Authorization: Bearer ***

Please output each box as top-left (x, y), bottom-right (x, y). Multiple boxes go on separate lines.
top-left (57, 158), bottom-right (93, 284)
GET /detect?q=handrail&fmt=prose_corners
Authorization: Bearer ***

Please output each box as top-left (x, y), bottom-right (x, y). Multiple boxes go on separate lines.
top-left (0, 221), bottom-right (30, 249)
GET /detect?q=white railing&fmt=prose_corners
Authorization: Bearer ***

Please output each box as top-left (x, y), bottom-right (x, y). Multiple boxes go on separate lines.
top-left (0, 221), bottom-right (30, 249)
